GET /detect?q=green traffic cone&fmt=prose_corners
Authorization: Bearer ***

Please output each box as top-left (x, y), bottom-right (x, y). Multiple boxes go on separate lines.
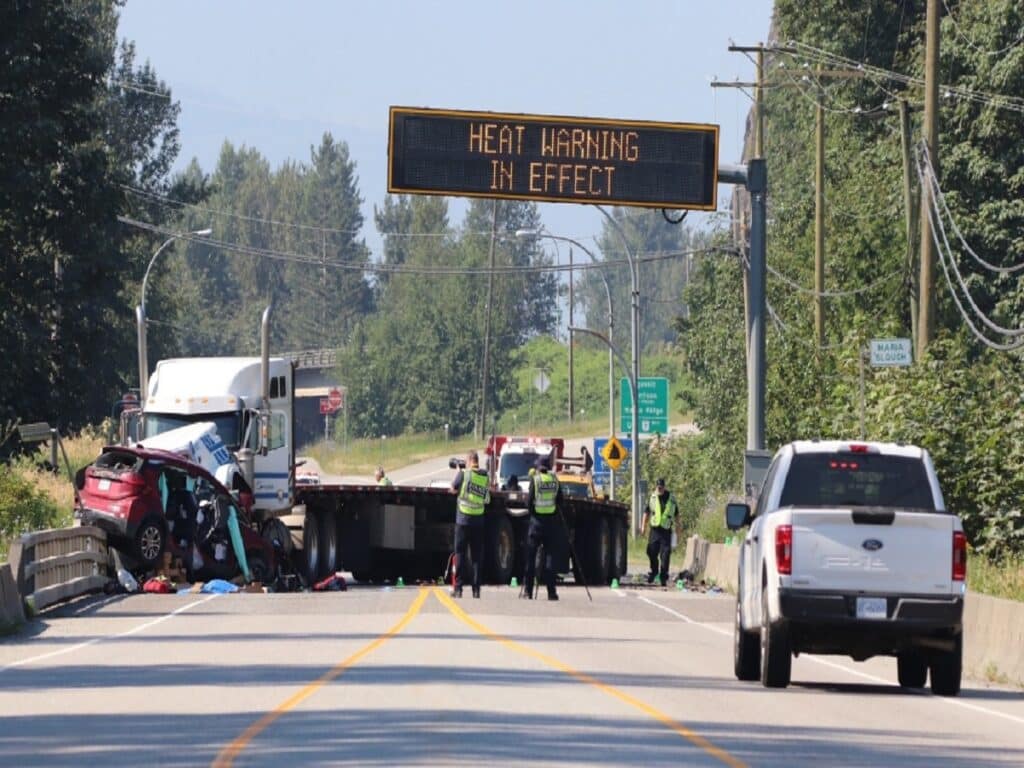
top-left (676, 579), bottom-right (685, 590)
top-left (396, 576), bottom-right (405, 588)
top-left (611, 578), bottom-right (620, 589)
top-left (510, 576), bottom-right (518, 588)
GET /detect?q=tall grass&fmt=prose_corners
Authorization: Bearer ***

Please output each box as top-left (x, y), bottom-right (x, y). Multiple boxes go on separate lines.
top-left (969, 555), bottom-right (1024, 602)
top-left (303, 414), bottom-right (616, 476)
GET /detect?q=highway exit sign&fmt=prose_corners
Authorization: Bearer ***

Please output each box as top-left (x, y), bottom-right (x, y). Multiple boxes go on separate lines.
top-left (621, 377), bottom-right (669, 436)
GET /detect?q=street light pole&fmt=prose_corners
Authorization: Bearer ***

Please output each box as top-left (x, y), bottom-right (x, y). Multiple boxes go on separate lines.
top-left (595, 206), bottom-right (641, 537)
top-left (516, 229), bottom-right (616, 495)
top-left (134, 226), bottom-right (212, 399)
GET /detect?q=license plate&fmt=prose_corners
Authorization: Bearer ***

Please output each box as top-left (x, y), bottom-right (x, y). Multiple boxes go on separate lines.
top-left (98, 479), bottom-right (111, 491)
top-left (856, 597), bottom-right (887, 620)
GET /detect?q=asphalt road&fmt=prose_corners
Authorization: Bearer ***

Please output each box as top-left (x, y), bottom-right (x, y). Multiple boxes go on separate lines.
top-left (1, 584), bottom-right (1022, 767)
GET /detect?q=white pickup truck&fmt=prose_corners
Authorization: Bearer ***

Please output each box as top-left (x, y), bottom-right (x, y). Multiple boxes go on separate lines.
top-left (727, 440), bottom-right (967, 696)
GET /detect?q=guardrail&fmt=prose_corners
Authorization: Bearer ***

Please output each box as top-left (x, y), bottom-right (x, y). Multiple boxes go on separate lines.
top-left (682, 534), bottom-right (1024, 686)
top-left (7, 526), bottom-right (110, 615)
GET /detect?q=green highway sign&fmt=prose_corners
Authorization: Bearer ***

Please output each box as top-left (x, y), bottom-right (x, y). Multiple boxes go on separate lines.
top-left (621, 377), bottom-right (669, 436)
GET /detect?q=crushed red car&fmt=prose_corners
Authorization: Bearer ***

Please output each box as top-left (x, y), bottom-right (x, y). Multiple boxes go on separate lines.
top-left (75, 445), bottom-right (274, 583)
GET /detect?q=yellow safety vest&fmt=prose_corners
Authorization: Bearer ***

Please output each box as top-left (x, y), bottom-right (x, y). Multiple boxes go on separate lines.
top-left (533, 471), bottom-right (559, 515)
top-left (458, 469), bottom-right (490, 516)
top-left (650, 492), bottom-right (677, 529)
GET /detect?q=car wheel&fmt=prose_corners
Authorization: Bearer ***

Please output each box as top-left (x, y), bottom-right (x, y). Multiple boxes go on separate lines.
top-left (897, 650), bottom-right (928, 688)
top-left (734, 597), bottom-right (761, 681)
top-left (246, 553), bottom-right (269, 584)
top-left (302, 511), bottom-right (321, 586)
top-left (134, 515), bottom-right (166, 568)
top-left (929, 634), bottom-right (962, 697)
top-left (318, 510), bottom-right (339, 580)
top-left (760, 589), bottom-right (791, 688)
top-left (486, 515), bottom-right (515, 584)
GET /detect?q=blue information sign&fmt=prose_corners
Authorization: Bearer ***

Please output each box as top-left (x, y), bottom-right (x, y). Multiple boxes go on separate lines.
top-left (593, 437), bottom-right (632, 484)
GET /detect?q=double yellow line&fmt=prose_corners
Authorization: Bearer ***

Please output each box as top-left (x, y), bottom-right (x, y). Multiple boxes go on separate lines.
top-left (213, 587), bottom-right (744, 768)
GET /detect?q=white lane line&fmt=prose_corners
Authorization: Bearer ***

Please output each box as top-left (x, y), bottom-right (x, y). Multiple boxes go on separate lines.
top-left (632, 591), bottom-right (1024, 727)
top-left (1, 595), bottom-right (219, 671)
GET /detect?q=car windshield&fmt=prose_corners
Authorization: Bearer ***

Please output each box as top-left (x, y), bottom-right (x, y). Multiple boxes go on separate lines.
top-left (142, 411), bottom-right (242, 449)
top-left (779, 453), bottom-right (938, 511)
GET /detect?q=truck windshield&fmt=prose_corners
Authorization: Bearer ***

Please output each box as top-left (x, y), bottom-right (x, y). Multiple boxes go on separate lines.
top-left (500, 453), bottom-right (542, 485)
top-left (780, 453), bottom-right (937, 511)
top-left (142, 412), bottom-right (242, 449)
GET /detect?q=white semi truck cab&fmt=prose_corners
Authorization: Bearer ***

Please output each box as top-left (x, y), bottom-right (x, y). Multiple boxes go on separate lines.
top-left (129, 306), bottom-right (295, 515)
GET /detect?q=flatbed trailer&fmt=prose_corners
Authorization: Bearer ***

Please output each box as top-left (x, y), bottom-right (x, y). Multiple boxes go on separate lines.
top-left (287, 483), bottom-right (629, 586)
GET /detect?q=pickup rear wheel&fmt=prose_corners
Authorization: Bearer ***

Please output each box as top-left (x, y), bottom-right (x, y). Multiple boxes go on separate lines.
top-left (760, 590), bottom-right (791, 688)
top-left (734, 598), bottom-right (760, 681)
top-left (897, 650), bottom-right (928, 688)
top-left (929, 634), bottom-right (962, 697)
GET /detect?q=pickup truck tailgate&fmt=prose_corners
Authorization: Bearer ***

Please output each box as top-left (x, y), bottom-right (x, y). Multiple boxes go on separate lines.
top-left (790, 509), bottom-right (954, 594)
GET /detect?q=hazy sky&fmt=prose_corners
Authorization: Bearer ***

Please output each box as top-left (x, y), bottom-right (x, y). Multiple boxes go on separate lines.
top-left (118, 0), bottom-right (774, 257)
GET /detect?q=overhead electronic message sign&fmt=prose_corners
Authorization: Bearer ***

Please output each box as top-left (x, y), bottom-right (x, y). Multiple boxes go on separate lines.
top-left (388, 107), bottom-right (718, 210)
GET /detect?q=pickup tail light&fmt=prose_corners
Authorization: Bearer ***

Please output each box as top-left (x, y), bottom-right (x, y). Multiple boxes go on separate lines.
top-left (952, 531), bottom-right (967, 581)
top-left (775, 525), bottom-right (793, 575)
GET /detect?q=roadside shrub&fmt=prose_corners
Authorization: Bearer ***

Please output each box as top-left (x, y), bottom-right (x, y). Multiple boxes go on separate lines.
top-left (0, 466), bottom-right (63, 559)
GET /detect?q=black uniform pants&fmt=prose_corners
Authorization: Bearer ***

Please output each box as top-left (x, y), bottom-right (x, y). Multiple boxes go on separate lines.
top-left (523, 514), bottom-right (558, 596)
top-left (454, 522), bottom-right (483, 591)
top-left (647, 527), bottom-right (672, 584)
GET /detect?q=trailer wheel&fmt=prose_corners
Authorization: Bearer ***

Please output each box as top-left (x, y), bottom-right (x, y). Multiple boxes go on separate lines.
top-left (318, 510), bottom-right (339, 579)
top-left (302, 512), bottom-right (321, 586)
top-left (587, 518), bottom-right (611, 586)
top-left (486, 516), bottom-right (515, 584)
top-left (609, 517), bottom-right (627, 581)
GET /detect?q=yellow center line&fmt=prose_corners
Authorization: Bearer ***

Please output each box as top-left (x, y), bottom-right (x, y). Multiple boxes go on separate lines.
top-left (211, 587), bottom-right (430, 768)
top-left (432, 587), bottom-right (746, 768)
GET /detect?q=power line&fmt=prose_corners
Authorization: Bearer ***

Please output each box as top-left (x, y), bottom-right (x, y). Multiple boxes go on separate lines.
top-left (915, 148), bottom-right (1024, 351)
top-left (118, 216), bottom-right (716, 277)
top-left (767, 261), bottom-right (904, 298)
top-left (940, 0), bottom-right (1024, 57)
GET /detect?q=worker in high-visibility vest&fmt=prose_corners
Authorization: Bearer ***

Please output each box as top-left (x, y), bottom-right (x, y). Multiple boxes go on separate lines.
top-left (375, 466), bottom-right (393, 486)
top-left (522, 457), bottom-right (563, 601)
top-left (449, 450), bottom-right (489, 598)
top-left (641, 478), bottom-right (678, 586)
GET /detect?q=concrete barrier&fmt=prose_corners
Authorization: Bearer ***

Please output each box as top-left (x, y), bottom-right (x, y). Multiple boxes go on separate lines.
top-left (689, 535), bottom-right (1024, 687)
top-left (8, 526), bottom-right (110, 614)
top-left (0, 563), bottom-right (25, 629)
top-left (963, 592), bottom-right (1024, 686)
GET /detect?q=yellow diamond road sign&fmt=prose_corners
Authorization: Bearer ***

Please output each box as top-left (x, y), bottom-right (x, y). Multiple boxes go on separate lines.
top-left (601, 436), bottom-right (628, 471)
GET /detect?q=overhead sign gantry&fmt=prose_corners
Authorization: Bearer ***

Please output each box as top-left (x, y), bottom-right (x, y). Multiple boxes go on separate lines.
top-left (388, 106), bottom-right (718, 210)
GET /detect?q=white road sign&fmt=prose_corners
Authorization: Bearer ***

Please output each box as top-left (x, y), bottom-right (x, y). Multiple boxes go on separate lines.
top-left (869, 338), bottom-right (912, 367)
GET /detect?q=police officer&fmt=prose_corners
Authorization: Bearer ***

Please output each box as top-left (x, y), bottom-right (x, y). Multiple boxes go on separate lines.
top-left (375, 466), bottom-right (393, 486)
top-left (449, 450), bottom-right (489, 598)
top-left (642, 478), bottom-right (678, 586)
top-left (522, 457), bottom-right (563, 601)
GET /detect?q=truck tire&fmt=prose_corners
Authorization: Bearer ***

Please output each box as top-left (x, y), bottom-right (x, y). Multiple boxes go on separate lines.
top-left (587, 518), bottom-right (611, 585)
top-left (734, 598), bottom-right (760, 681)
top-left (609, 517), bottom-right (627, 580)
top-left (486, 516), bottom-right (515, 584)
top-left (302, 512), bottom-right (321, 587)
top-left (133, 515), bottom-right (166, 569)
top-left (760, 590), bottom-right (791, 688)
top-left (318, 510), bottom-right (339, 579)
top-left (897, 650), bottom-right (928, 688)
top-left (929, 634), bottom-right (962, 697)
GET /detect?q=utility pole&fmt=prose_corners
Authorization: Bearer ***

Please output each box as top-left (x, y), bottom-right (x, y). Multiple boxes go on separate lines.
top-left (899, 99), bottom-right (920, 359)
top-left (814, 72), bottom-right (826, 348)
top-left (918, 0), bottom-right (940, 355)
top-left (478, 200), bottom-right (499, 440)
top-left (567, 247), bottom-right (574, 423)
